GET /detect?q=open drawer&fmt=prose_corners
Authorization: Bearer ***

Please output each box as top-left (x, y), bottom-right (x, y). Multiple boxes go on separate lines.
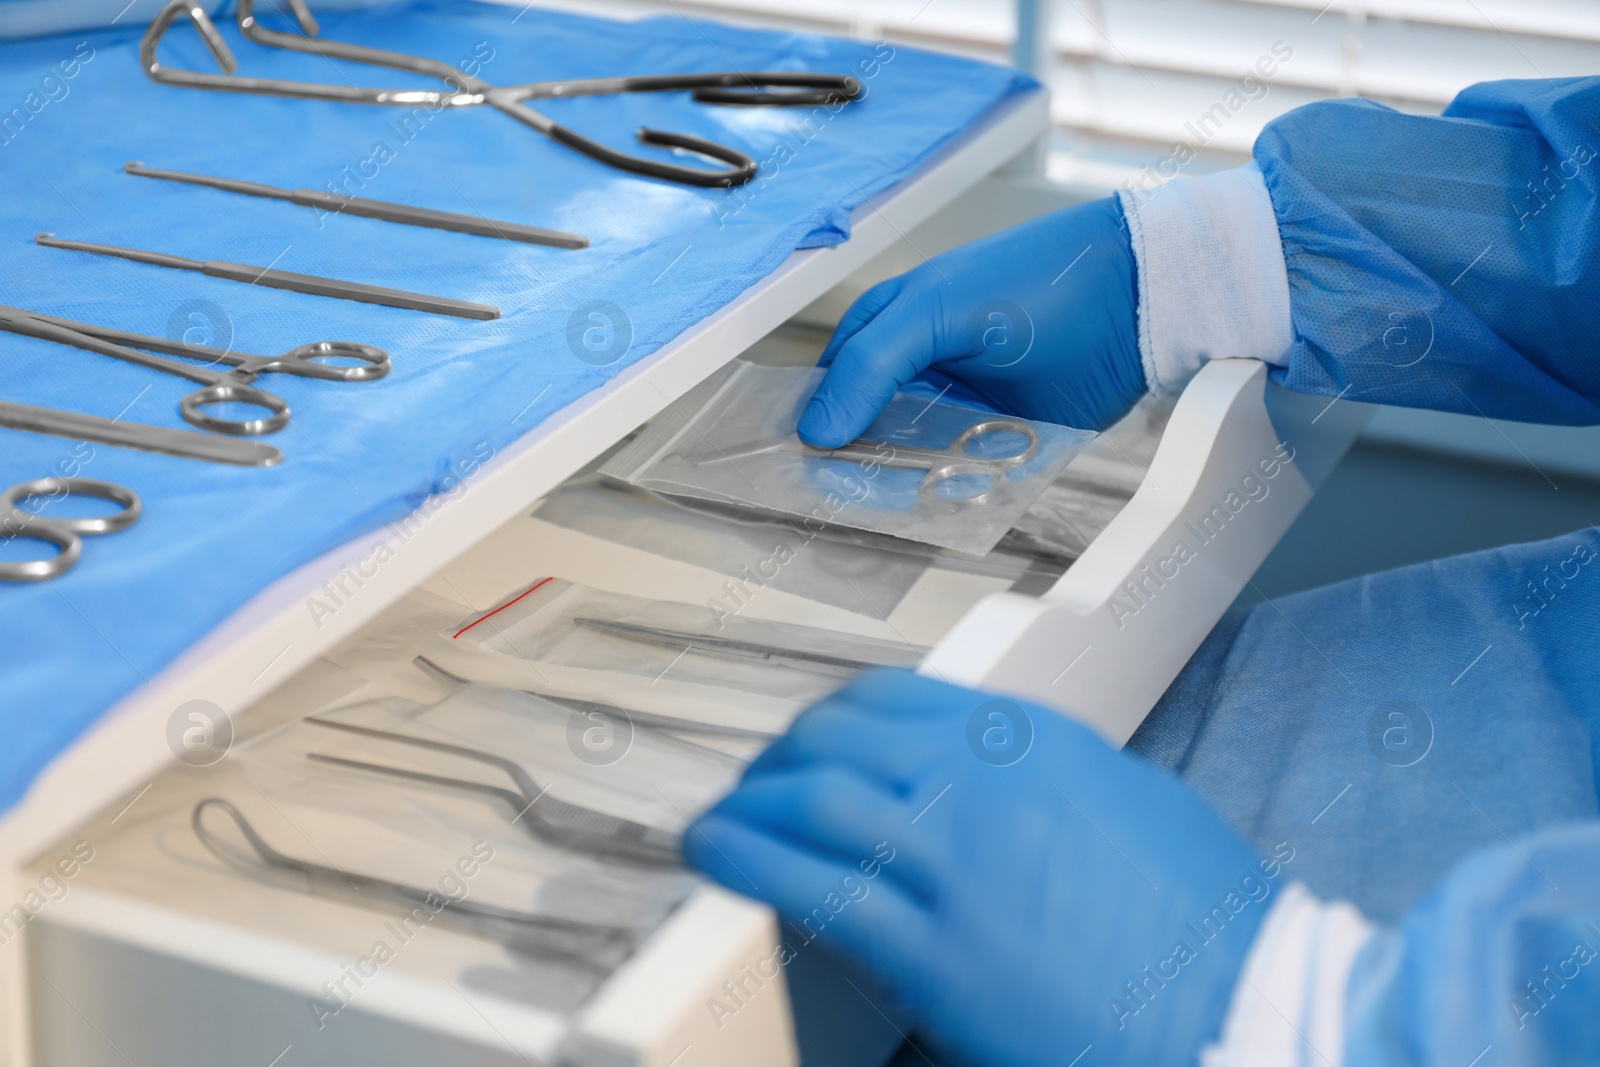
top-left (12, 324), bottom-right (1366, 1066)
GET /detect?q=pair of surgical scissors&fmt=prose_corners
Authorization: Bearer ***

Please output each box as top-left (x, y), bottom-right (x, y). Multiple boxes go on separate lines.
top-left (143, 0), bottom-right (862, 188)
top-left (709, 418), bottom-right (1043, 505)
top-left (0, 305), bottom-right (389, 436)
top-left (0, 478), bottom-right (140, 582)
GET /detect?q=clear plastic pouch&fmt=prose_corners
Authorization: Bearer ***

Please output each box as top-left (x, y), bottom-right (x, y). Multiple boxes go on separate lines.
top-left (651, 487), bottom-right (1074, 579)
top-left (449, 578), bottom-right (925, 704)
top-left (1009, 476), bottom-right (1132, 559)
top-left (532, 475), bottom-right (931, 619)
top-left (186, 686), bottom-right (728, 991)
top-left (600, 362), bottom-right (1095, 556)
top-left (324, 586), bottom-right (481, 704)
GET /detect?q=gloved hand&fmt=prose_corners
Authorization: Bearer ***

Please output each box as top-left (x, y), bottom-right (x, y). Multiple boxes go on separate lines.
top-left (798, 197), bottom-right (1146, 449)
top-left (686, 671), bottom-right (1283, 1067)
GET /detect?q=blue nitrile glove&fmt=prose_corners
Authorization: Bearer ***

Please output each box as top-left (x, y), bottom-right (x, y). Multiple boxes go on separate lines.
top-left (798, 197), bottom-right (1146, 448)
top-left (686, 671), bottom-right (1282, 1067)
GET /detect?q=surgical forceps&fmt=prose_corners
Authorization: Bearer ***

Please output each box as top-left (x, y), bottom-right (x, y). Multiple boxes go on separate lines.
top-left (571, 617), bottom-right (921, 680)
top-left (0, 304), bottom-right (389, 436)
top-left (192, 798), bottom-right (637, 964)
top-left (302, 718), bottom-right (682, 868)
top-left (710, 418), bottom-right (1043, 506)
top-left (143, 0), bottom-right (862, 188)
top-left (412, 654), bottom-right (778, 743)
top-left (0, 478), bottom-right (139, 582)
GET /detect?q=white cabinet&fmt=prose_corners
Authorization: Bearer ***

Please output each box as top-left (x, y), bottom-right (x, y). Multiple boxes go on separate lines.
top-left (0, 85), bottom-right (1366, 1067)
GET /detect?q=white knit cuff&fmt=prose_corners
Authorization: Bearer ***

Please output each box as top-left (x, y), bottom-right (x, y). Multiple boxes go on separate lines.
top-left (1200, 882), bottom-right (1374, 1067)
top-left (1118, 163), bottom-right (1293, 394)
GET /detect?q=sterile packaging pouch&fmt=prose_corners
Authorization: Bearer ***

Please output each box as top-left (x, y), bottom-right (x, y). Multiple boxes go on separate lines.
top-left (533, 475), bottom-right (932, 618)
top-left (448, 577), bottom-right (925, 707)
top-left (1010, 476), bottom-right (1132, 559)
top-left (600, 362), bottom-right (1096, 556)
top-left (1003, 392), bottom-right (1172, 555)
top-left (184, 687), bottom-right (728, 1004)
top-left (540, 476), bottom-right (1080, 606)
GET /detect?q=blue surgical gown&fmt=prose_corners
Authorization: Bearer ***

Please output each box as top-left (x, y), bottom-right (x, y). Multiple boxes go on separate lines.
top-left (1132, 78), bottom-right (1600, 1066)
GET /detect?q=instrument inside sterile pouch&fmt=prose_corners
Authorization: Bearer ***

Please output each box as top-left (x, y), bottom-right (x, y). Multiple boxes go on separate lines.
top-left (185, 686), bottom-right (726, 988)
top-left (320, 587), bottom-right (801, 750)
top-left (600, 362), bottom-right (1096, 557)
top-left (534, 476), bottom-right (1073, 620)
top-left (447, 577), bottom-right (926, 705)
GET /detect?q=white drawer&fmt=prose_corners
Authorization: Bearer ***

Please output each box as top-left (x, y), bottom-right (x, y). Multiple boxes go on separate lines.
top-left (11, 349), bottom-right (1364, 1067)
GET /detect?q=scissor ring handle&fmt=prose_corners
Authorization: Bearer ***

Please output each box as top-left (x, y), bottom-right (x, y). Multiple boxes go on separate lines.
top-left (0, 478), bottom-right (140, 582)
top-left (537, 121), bottom-right (758, 187)
top-left (183, 383), bottom-right (292, 436)
top-left (0, 519), bottom-right (78, 583)
top-left (918, 461), bottom-right (1006, 507)
top-left (277, 341), bottom-right (392, 382)
top-left (692, 74), bottom-right (863, 107)
top-left (0, 478), bottom-right (141, 536)
top-left (604, 71), bottom-right (862, 108)
top-left (947, 419), bottom-right (1040, 467)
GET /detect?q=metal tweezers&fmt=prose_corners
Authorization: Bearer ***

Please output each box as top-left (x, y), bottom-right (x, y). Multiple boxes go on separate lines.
top-left (573, 617), bottom-right (917, 680)
top-left (302, 718), bottom-right (682, 868)
top-left (192, 797), bottom-right (635, 965)
top-left (412, 654), bottom-right (777, 745)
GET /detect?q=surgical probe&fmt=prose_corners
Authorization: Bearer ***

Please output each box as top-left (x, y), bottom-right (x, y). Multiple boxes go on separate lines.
top-left (124, 162), bottom-right (589, 249)
top-left (35, 233), bottom-right (501, 321)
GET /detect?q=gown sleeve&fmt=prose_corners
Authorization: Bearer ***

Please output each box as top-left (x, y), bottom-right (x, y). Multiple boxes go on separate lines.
top-left (1255, 77), bottom-right (1600, 424)
top-left (1120, 78), bottom-right (1600, 424)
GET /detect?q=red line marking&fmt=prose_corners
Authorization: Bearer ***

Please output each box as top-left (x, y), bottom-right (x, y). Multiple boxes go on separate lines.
top-left (453, 576), bottom-right (553, 639)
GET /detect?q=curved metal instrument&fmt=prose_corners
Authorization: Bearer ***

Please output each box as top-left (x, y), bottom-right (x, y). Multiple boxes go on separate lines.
top-left (302, 717), bottom-right (684, 868)
top-left (142, 0), bottom-right (862, 187)
top-left (192, 797), bottom-right (638, 964)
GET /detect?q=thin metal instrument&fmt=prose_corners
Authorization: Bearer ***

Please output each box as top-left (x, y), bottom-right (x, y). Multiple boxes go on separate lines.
top-left (35, 233), bottom-right (500, 321)
top-left (142, 0), bottom-right (861, 188)
top-left (572, 617), bottom-right (910, 679)
top-left (412, 654), bottom-right (776, 743)
top-left (651, 486), bottom-right (1078, 569)
top-left (0, 478), bottom-right (140, 582)
top-left (0, 401), bottom-right (282, 466)
top-left (0, 305), bottom-right (389, 436)
top-left (125, 162), bottom-right (589, 249)
top-left (192, 798), bottom-right (635, 965)
top-left (302, 717), bottom-right (682, 868)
